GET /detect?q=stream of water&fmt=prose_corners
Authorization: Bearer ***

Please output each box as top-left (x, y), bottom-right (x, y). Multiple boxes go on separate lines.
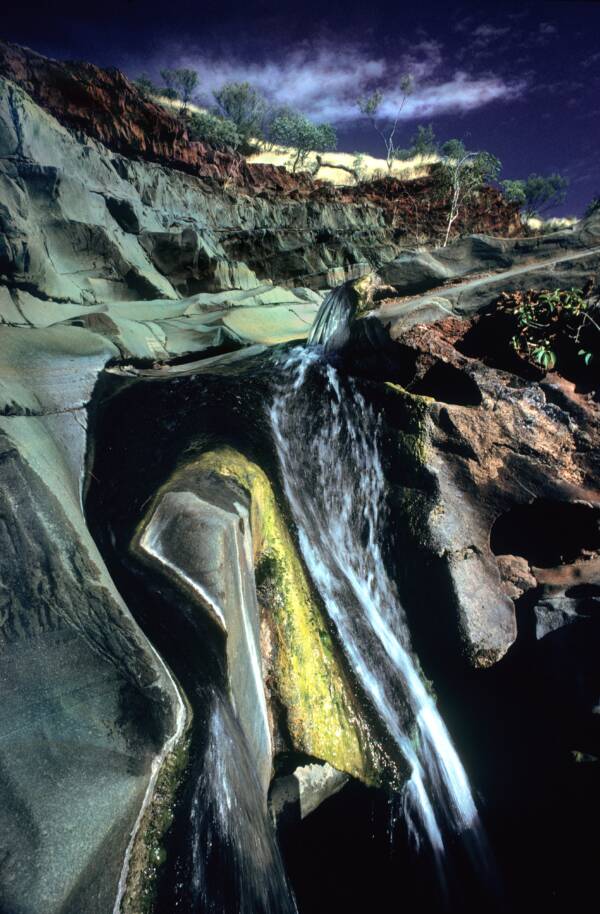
top-left (269, 326), bottom-right (489, 878)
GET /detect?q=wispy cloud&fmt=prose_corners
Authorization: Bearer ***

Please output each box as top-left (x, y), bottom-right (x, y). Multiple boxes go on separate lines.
top-left (149, 42), bottom-right (523, 124)
top-left (471, 24), bottom-right (511, 48)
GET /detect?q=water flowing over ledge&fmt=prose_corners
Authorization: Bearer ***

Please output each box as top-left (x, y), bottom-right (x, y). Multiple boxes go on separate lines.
top-left (269, 339), bottom-right (488, 872)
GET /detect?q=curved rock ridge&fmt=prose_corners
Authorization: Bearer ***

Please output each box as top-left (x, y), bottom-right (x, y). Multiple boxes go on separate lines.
top-left (0, 330), bottom-right (184, 914)
top-left (377, 212), bottom-right (600, 324)
top-left (131, 447), bottom-right (380, 789)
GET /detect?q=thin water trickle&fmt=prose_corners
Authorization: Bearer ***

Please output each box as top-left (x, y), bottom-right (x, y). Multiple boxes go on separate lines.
top-left (189, 689), bottom-right (297, 914)
top-left (269, 339), bottom-right (490, 876)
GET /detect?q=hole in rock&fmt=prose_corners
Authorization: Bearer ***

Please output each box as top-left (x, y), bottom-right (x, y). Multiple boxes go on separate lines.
top-left (456, 314), bottom-right (543, 380)
top-left (574, 598), bottom-right (600, 616)
top-left (566, 583), bottom-right (600, 599)
top-left (490, 500), bottom-right (600, 568)
top-left (411, 362), bottom-right (482, 406)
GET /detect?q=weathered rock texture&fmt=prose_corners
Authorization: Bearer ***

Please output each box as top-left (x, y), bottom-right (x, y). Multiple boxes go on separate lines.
top-left (375, 307), bottom-right (600, 668)
top-left (377, 215), bottom-right (600, 323)
top-left (1, 37), bottom-right (598, 914)
top-left (0, 39), bottom-right (520, 315)
top-left (0, 330), bottom-right (182, 914)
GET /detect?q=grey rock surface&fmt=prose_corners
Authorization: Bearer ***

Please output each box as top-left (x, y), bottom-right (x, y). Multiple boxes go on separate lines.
top-left (132, 466), bottom-right (272, 796)
top-left (0, 413), bottom-right (181, 914)
top-left (0, 76), bottom-right (404, 364)
top-left (270, 763), bottom-right (349, 825)
top-left (378, 214), bottom-right (600, 330)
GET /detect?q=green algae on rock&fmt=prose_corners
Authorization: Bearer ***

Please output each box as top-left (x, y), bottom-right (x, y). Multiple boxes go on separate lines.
top-left (188, 448), bottom-right (377, 782)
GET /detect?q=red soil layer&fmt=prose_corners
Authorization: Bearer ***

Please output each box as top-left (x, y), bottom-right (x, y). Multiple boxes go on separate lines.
top-left (0, 40), bottom-right (521, 237)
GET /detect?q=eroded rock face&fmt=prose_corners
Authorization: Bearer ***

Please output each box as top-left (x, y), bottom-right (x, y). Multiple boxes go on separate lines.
top-left (0, 316), bottom-right (184, 914)
top-left (0, 427), bottom-right (180, 914)
top-left (131, 447), bottom-right (379, 793)
top-left (0, 73), bottom-right (398, 359)
top-left (0, 40), bottom-right (520, 241)
top-left (378, 312), bottom-right (600, 668)
top-left (133, 471), bottom-right (273, 796)
top-left (378, 213), bottom-right (600, 317)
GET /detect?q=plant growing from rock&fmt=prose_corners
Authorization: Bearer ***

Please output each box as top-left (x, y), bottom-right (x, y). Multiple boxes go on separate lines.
top-left (133, 73), bottom-right (159, 98)
top-left (496, 285), bottom-right (599, 371)
top-left (159, 67), bottom-right (199, 118)
top-left (356, 77), bottom-right (413, 173)
top-left (188, 111), bottom-right (241, 150)
top-left (585, 193), bottom-right (600, 218)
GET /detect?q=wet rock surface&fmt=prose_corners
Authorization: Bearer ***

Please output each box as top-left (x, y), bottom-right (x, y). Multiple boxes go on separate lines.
top-left (371, 307), bottom-right (600, 667)
top-left (1, 37), bottom-right (600, 914)
top-left (0, 414), bottom-right (179, 914)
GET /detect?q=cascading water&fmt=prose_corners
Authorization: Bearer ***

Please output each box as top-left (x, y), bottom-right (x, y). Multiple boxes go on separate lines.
top-left (270, 286), bottom-right (491, 880)
top-left (306, 282), bottom-right (358, 350)
top-left (187, 689), bottom-right (297, 914)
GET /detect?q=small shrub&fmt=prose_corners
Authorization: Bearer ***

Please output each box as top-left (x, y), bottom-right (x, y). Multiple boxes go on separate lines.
top-left (188, 111), bottom-right (241, 150)
top-left (352, 152), bottom-right (366, 184)
top-left (496, 285), bottom-right (598, 372)
top-left (267, 109), bottom-right (337, 173)
top-left (501, 173), bottom-right (569, 220)
top-left (134, 73), bottom-right (158, 97)
top-left (585, 194), bottom-right (600, 219)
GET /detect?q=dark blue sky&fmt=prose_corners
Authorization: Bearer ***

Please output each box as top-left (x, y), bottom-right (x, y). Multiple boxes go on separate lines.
top-left (2, 0), bottom-right (599, 215)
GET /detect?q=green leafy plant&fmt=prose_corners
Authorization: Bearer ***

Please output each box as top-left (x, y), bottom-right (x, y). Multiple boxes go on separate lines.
top-left (187, 111), bottom-right (241, 149)
top-left (434, 140), bottom-right (501, 246)
top-left (501, 173), bottom-right (569, 220)
top-left (585, 193), bottom-right (600, 219)
top-left (133, 73), bottom-right (159, 97)
top-left (213, 82), bottom-right (267, 151)
top-left (496, 286), bottom-right (598, 372)
top-left (159, 68), bottom-right (199, 118)
top-left (267, 109), bottom-right (337, 173)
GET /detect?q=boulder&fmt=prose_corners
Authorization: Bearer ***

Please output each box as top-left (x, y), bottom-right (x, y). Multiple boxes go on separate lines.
top-left (0, 320), bottom-right (184, 914)
top-left (376, 314), bottom-right (600, 669)
top-left (0, 419), bottom-right (182, 914)
top-left (131, 447), bottom-right (378, 793)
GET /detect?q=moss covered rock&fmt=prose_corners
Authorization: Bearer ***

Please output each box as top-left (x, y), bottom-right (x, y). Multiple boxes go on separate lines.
top-left (192, 448), bottom-right (376, 782)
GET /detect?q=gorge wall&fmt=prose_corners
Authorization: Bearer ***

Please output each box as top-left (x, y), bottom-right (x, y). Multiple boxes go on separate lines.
top-left (1, 38), bottom-right (599, 914)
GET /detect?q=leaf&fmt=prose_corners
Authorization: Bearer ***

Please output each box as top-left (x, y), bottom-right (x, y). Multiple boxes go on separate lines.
top-left (532, 346), bottom-right (556, 370)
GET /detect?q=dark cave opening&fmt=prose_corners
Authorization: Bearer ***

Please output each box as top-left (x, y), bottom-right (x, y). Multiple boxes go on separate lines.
top-left (490, 499), bottom-right (600, 567)
top-left (411, 361), bottom-right (483, 406)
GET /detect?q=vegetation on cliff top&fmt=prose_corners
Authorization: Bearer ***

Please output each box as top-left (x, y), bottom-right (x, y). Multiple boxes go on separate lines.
top-left (131, 64), bottom-right (571, 241)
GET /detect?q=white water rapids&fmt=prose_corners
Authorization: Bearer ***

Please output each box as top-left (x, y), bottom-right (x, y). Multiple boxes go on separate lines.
top-left (270, 343), bottom-right (487, 868)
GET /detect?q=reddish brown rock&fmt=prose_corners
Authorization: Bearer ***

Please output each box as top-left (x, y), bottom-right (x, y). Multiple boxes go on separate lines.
top-left (0, 40), bottom-right (521, 239)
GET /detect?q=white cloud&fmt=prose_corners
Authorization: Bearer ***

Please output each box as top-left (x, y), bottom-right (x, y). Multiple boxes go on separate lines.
top-left (145, 42), bottom-right (523, 125)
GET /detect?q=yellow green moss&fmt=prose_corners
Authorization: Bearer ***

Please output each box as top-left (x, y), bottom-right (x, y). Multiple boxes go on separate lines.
top-left (384, 381), bottom-right (431, 465)
top-left (354, 272), bottom-right (378, 317)
top-left (192, 447), bottom-right (373, 782)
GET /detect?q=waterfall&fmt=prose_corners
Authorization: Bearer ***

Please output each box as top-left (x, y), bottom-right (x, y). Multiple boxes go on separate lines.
top-left (307, 281), bottom-right (360, 350)
top-left (188, 689), bottom-right (297, 914)
top-left (269, 342), bottom-right (489, 872)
